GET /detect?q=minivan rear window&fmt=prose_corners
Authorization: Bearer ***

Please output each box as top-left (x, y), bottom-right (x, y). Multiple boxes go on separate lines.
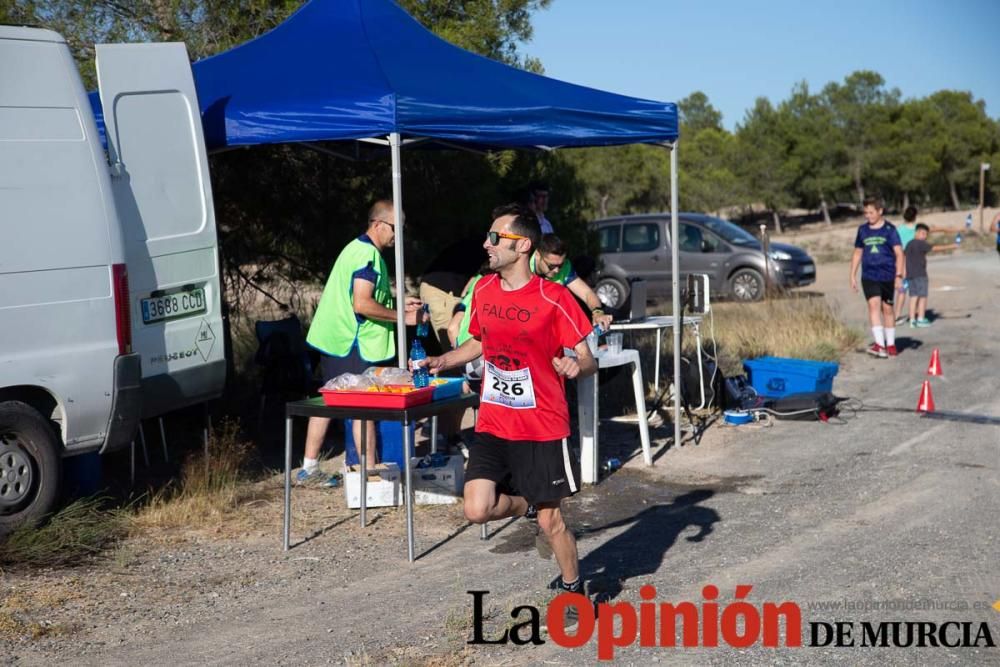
top-left (622, 223), bottom-right (660, 252)
top-left (598, 225), bottom-right (621, 253)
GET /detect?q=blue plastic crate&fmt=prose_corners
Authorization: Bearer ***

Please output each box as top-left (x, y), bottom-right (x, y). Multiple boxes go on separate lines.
top-left (345, 420), bottom-right (415, 469)
top-left (432, 377), bottom-right (465, 401)
top-left (742, 356), bottom-right (839, 398)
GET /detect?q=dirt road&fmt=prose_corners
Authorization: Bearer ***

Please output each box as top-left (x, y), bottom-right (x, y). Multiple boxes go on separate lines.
top-left (6, 249), bottom-right (1000, 666)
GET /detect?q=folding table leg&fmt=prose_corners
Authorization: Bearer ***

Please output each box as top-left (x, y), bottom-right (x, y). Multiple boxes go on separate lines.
top-left (430, 415), bottom-right (438, 453)
top-left (360, 420), bottom-right (368, 527)
top-left (578, 373), bottom-right (599, 484)
top-left (480, 523), bottom-right (488, 540)
top-left (138, 422), bottom-right (150, 467)
top-left (158, 417), bottom-right (169, 463)
top-left (283, 416), bottom-right (293, 551)
top-left (203, 408), bottom-right (212, 465)
top-left (654, 328), bottom-right (663, 393)
top-left (631, 360), bottom-right (653, 466)
top-left (404, 415), bottom-right (415, 562)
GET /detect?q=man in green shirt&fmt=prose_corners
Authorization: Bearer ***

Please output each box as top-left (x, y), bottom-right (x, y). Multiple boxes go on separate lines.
top-left (297, 200), bottom-right (423, 484)
top-left (531, 234), bottom-right (613, 331)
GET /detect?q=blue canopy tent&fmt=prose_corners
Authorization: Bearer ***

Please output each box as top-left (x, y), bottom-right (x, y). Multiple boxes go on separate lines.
top-left (92, 0), bottom-right (686, 447)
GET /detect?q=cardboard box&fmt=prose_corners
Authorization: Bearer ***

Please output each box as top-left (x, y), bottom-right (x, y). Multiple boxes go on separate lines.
top-left (344, 463), bottom-right (401, 508)
top-left (410, 455), bottom-right (465, 505)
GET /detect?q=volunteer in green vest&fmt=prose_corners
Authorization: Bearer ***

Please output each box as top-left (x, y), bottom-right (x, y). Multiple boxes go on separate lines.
top-left (447, 266), bottom-right (490, 385)
top-left (531, 234), bottom-right (613, 331)
top-left (296, 200), bottom-right (423, 485)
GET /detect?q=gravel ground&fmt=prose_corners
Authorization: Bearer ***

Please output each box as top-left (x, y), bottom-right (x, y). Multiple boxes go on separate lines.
top-left (3, 248), bottom-right (999, 666)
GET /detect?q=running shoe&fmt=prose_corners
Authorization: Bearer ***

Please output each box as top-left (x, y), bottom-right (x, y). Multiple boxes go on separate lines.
top-left (552, 578), bottom-right (585, 633)
top-left (909, 319), bottom-right (917, 328)
top-left (914, 318), bottom-right (932, 328)
top-left (886, 345), bottom-right (898, 357)
top-left (294, 467), bottom-right (329, 486)
top-left (866, 343), bottom-right (888, 358)
top-left (524, 504), bottom-right (538, 520)
top-left (894, 315), bottom-right (909, 325)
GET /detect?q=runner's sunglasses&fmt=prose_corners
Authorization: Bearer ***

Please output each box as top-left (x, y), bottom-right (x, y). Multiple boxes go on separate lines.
top-left (487, 231), bottom-right (528, 246)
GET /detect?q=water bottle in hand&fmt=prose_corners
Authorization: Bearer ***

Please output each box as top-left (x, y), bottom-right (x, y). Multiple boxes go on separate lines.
top-left (416, 304), bottom-right (430, 338)
top-left (410, 339), bottom-right (430, 388)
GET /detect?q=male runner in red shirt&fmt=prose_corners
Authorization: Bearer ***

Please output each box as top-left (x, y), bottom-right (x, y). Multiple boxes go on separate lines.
top-left (423, 203), bottom-right (597, 616)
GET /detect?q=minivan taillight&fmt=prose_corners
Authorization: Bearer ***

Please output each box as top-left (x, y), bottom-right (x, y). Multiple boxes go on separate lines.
top-left (112, 264), bottom-right (132, 355)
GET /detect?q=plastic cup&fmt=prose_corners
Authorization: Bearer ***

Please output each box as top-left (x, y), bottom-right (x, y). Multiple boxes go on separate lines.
top-left (607, 333), bottom-right (623, 355)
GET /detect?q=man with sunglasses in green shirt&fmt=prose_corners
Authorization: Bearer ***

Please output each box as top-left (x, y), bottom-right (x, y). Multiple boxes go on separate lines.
top-left (530, 234), bottom-right (613, 331)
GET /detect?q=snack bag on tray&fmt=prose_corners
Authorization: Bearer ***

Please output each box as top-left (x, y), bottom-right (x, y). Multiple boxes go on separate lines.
top-left (323, 373), bottom-right (376, 391)
top-left (363, 366), bottom-right (413, 387)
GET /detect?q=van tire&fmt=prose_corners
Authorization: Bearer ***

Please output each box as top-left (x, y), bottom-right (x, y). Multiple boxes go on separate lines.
top-left (596, 277), bottom-right (629, 310)
top-left (0, 401), bottom-right (61, 536)
top-left (730, 268), bottom-right (765, 302)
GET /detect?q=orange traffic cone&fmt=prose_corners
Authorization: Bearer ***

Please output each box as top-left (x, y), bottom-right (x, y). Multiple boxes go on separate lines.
top-left (927, 348), bottom-right (943, 376)
top-left (916, 380), bottom-right (935, 413)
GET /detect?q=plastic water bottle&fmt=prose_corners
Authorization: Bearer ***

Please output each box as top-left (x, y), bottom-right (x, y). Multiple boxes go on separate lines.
top-left (955, 233), bottom-right (963, 245)
top-left (416, 304), bottom-right (430, 338)
top-left (410, 339), bottom-right (429, 388)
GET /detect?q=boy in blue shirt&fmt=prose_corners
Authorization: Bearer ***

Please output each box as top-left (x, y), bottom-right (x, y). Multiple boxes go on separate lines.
top-left (849, 197), bottom-right (904, 358)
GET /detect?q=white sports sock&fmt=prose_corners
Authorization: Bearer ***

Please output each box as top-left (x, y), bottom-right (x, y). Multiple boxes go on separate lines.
top-left (872, 326), bottom-right (885, 347)
top-left (885, 327), bottom-right (896, 346)
top-left (303, 457), bottom-right (319, 471)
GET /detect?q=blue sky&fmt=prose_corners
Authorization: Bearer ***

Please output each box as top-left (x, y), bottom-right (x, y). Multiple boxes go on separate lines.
top-left (527, 0), bottom-right (1000, 130)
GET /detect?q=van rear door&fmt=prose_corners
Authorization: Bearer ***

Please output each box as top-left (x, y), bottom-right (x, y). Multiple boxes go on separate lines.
top-left (96, 43), bottom-right (225, 417)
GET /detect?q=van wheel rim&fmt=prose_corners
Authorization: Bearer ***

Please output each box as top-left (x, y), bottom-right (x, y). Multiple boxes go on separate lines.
top-left (596, 284), bottom-right (620, 308)
top-left (0, 435), bottom-right (33, 509)
top-left (733, 274), bottom-right (760, 300)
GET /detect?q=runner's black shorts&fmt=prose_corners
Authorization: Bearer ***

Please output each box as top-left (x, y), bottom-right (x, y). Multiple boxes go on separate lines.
top-left (466, 432), bottom-right (580, 505)
top-left (861, 278), bottom-right (895, 305)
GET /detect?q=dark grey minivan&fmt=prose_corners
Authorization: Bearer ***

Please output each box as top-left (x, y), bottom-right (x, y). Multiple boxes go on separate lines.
top-left (593, 213), bottom-right (816, 307)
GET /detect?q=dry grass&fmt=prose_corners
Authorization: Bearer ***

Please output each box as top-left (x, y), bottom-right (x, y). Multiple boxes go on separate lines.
top-left (0, 496), bottom-right (128, 569)
top-left (932, 229), bottom-right (994, 252)
top-left (708, 296), bottom-right (863, 374)
top-left (0, 420), bottom-right (270, 569)
top-left (794, 238), bottom-right (855, 264)
top-left (648, 294), bottom-right (863, 377)
top-left (130, 418), bottom-right (273, 536)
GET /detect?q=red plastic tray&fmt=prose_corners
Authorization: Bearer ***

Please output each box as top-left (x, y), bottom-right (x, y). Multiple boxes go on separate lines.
top-left (319, 385), bottom-right (435, 409)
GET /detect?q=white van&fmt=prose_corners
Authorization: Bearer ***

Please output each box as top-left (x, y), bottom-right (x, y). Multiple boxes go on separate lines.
top-left (0, 27), bottom-right (224, 532)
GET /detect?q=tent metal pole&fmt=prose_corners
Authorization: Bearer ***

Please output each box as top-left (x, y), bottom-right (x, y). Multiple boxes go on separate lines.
top-left (389, 132), bottom-right (407, 368)
top-left (670, 142), bottom-right (681, 449)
